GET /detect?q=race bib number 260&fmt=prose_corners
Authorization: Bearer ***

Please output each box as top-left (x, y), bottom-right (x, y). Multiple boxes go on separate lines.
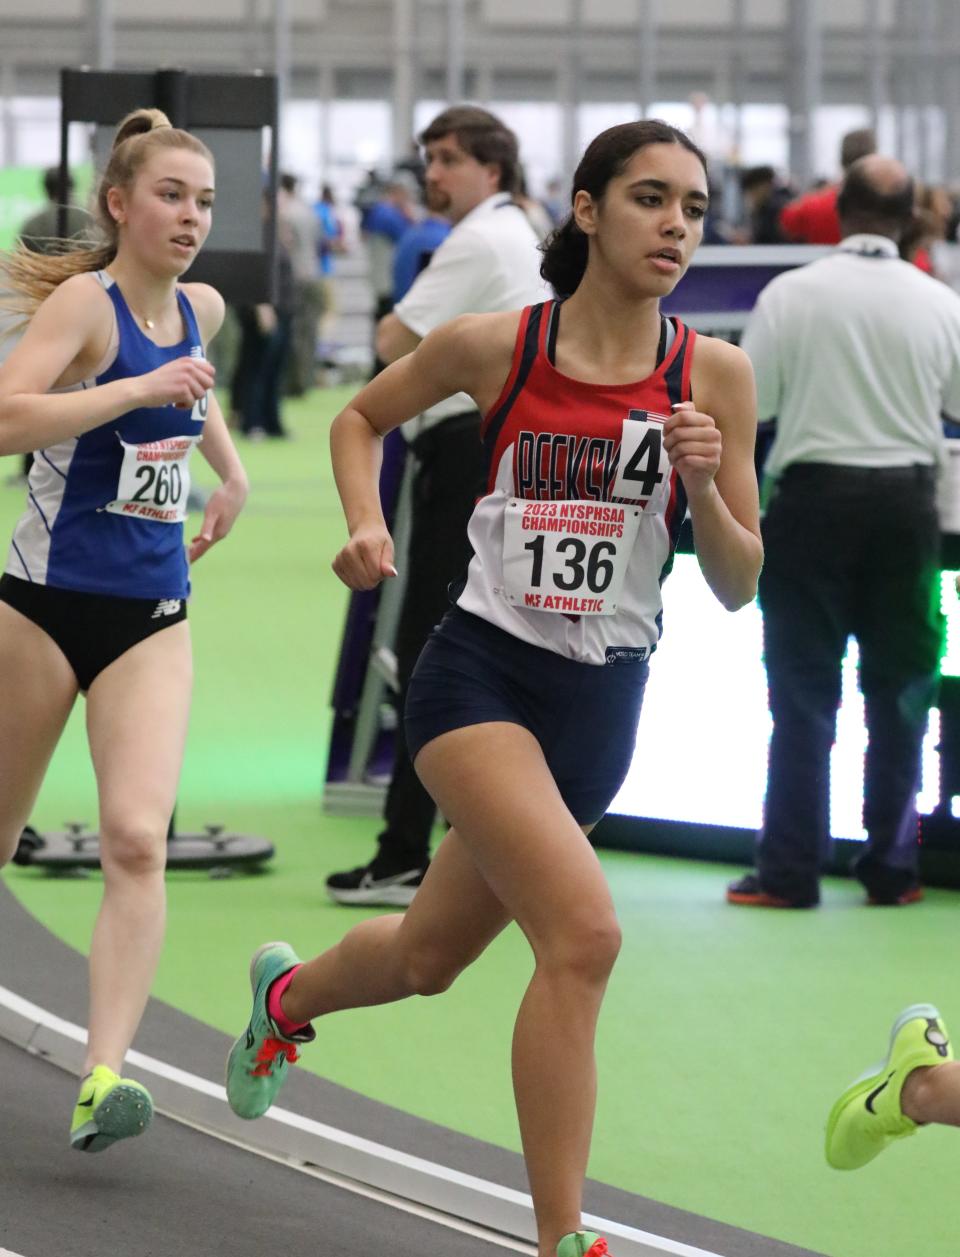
top-left (502, 498), bottom-right (641, 616)
top-left (104, 434), bottom-right (200, 524)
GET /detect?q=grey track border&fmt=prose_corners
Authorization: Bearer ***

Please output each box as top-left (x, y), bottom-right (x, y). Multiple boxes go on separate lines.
top-left (0, 881), bottom-right (823, 1257)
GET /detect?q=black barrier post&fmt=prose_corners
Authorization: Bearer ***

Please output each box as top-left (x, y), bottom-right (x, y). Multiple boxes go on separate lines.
top-left (57, 66), bottom-right (279, 304)
top-left (57, 102), bottom-right (71, 241)
top-left (156, 68), bottom-right (188, 129)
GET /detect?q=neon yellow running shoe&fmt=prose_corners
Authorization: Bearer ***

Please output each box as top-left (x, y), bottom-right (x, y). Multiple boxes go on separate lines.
top-left (825, 1003), bottom-right (952, 1171)
top-left (70, 1064), bottom-right (153, 1153)
top-left (556, 1232), bottom-right (608, 1257)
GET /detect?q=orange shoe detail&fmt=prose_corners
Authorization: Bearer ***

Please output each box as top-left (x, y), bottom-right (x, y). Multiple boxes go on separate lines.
top-left (867, 885), bottom-right (924, 907)
top-left (250, 1037), bottom-right (300, 1077)
top-left (726, 886), bottom-right (794, 908)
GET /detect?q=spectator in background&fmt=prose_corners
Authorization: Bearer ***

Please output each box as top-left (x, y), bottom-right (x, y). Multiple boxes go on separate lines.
top-left (515, 167), bottom-right (555, 241)
top-left (900, 208), bottom-right (940, 275)
top-left (729, 155), bottom-right (960, 911)
top-left (393, 140), bottom-right (427, 196)
top-left (18, 167), bottom-right (92, 252)
top-left (901, 183), bottom-right (955, 277)
top-left (946, 186), bottom-right (960, 244)
top-left (360, 172), bottom-right (419, 374)
top-left (13, 169), bottom-right (94, 481)
top-left (278, 172), bottom-right (322, 396)
top-left (392, 200), bottom-right (451, 304)
top-left (779, 127), bottom-right (876, 245)
top-left (739, 165), bottom-right (792, 244)
top-left (542, 176), bottom-right (566, 226)
top-left (314, 183), bottom-right (345, 347)
top-left (231, 198), bottom-right (295, 439)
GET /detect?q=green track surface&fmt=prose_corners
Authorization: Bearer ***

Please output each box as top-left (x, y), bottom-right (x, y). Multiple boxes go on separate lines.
top-left (3, 391), bottom-right (959, 1257)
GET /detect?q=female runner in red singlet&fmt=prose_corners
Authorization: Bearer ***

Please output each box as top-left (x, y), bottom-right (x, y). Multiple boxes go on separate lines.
top-left (227, 121), bottom-right (762, 1257)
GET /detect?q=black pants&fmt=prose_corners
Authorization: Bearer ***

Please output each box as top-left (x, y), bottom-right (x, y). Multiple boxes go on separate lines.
top-left (231, 307), bottom-right (292, 436)
top-left (377, 412), bottom-right (484, 866)
top-left (370, 295), bottom-right (394, 379)
top-left (756, 463), bottom-right (943, 903)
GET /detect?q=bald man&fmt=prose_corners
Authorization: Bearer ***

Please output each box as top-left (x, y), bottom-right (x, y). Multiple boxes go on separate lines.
top-left (730, 155), bottom-right (960, 909)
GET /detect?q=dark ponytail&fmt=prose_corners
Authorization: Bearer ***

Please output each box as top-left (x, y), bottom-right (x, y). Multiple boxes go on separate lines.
top-left (539, 216), bottom-right (589, 300)
top-left (540, 119), bottom-right (708, 298)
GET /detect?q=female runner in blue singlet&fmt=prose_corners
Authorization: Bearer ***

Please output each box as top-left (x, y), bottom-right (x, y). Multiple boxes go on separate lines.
top-left (0, 109), bottom-right (248, 1151)
top-left (227, 121), bottom-right (762, 1257)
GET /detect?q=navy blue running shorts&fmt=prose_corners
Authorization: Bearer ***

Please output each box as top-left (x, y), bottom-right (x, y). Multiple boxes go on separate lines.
top-left (405, 607), bottom-right (649, 825)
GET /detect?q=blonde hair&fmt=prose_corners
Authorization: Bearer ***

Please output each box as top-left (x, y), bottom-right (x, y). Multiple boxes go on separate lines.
top-left (0, 108), bottom-right (214, 323)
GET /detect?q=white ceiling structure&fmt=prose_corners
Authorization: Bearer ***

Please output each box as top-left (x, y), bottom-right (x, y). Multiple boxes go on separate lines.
top-left (1, 0), bottom-right (959, 181)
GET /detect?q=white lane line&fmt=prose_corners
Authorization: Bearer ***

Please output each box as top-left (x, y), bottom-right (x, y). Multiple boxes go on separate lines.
top-left (0, 1248), bottom-right (31, 1256)
top-left (173, 1112), bottom-right (537, 1254)
top-left (0, 983), bottom-right (726, 1257)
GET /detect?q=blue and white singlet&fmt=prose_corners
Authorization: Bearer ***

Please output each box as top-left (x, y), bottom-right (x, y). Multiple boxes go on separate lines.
top-left (6, 271), bottom-right (208, 600)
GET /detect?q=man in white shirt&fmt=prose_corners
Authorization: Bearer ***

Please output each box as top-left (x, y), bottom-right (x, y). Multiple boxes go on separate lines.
top-left (729, 155), bottom-right (960, 910)
top-left (278, 172), bottom-right (322, 396)
top-left (327, 106), bottom-right (549, 906)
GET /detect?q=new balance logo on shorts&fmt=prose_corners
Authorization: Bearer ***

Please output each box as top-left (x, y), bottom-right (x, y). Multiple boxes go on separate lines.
top-left (152, 599), bottom-right (183, 619)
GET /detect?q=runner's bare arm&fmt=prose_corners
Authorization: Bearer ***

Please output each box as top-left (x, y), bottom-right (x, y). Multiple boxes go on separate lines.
top-left (0, 275), bottom-right (214, 455)
top-left (195, 391), bottom-right (247, 490)
top-left (186, 285), bottom-right (248, 562)
top-left (184, 282), bottom-right (247, 492)
top-left (331, 312), bottom-right (517, 534)
top-left (330, 311), bottom-right (518, 590)
top-left (180, 282), bottom-right (225, 347)
top-left (677, 337), bottom-right (763, 610)
top-left (189, 391), bottom-right (248, 563)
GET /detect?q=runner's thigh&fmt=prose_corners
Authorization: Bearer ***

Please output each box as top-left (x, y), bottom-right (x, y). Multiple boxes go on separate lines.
top-left (85, 621), bottom-right (193, 857)
top-left (414, 722), bottom-right (616, 955)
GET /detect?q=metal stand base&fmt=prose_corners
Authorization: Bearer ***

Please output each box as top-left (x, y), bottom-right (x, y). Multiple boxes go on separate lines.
top-left (13, 823), bottom-right (275, 877)
top-left (322, 781), bottom-right (387, 817)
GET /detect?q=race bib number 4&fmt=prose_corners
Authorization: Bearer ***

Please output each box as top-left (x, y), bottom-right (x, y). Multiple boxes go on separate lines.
top-left (105, 434), bottom-right (199, 523)
top-left (502, 498), bottom-right (641, 616)
top-left (610, 410), bottom-right (672, 512)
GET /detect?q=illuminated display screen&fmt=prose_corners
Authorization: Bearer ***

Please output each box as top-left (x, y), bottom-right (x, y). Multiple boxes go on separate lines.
top-left (610, 554), bottom-right (954, 839)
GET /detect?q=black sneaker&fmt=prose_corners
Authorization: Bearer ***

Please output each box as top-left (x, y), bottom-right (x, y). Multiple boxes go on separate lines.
top-left (726, 872), bottom-right (819, 909)
top-left (325, 854), bottom-right (428, 907)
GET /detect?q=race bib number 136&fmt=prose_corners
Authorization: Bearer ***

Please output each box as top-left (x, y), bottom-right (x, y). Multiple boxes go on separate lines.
top-left (502, 498), bottom-right (641, 616)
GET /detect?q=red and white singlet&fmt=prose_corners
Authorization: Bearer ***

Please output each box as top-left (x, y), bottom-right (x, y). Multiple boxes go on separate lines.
top-left (456, 299), bottom-right (696, 665)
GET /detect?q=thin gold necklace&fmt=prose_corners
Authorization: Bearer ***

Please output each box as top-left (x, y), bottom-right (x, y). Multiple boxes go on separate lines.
top-left (137, 305), bottom-right (174, 331)
top-left (106, 273), bottom-right (170, 330)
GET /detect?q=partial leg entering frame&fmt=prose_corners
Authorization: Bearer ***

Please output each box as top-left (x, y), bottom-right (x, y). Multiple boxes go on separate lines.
top-left (826, 1004), bottom-right (960, 1171)
top-left (415, 721), bottom-right (621, 1257)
